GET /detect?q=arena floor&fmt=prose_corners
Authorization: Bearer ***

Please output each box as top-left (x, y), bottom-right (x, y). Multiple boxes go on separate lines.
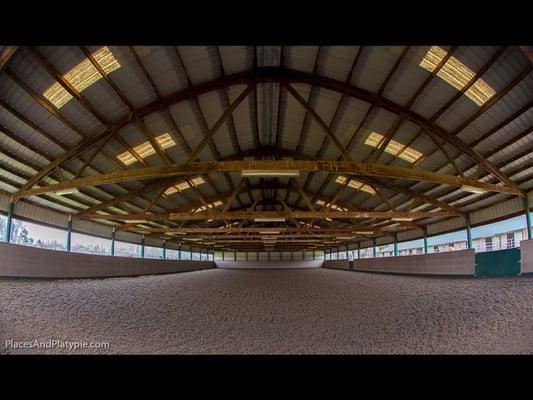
top-left (1, 268), bottom-right (532, 354)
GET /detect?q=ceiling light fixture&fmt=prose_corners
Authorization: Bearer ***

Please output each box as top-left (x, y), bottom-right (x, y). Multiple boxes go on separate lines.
top-left (254, 218), bottom-right (286, 222)
top-left (54, 188), bottom-right (80, 196)
top-left (391, 217), bottom-right (414, 222)
top-left (241, 170), bottom-right (300, 178)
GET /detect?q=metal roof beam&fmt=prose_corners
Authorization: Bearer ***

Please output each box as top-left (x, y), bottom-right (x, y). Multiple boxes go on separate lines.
top-left (14, 159), bottom-right (518, 201)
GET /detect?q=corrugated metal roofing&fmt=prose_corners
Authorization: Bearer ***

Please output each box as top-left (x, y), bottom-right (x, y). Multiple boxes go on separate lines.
top-left (0, 45), bottom-right (531, 248)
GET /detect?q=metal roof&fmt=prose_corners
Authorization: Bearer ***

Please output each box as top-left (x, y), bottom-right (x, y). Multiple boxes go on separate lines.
top-left (0, 45), bottom-right (531, 251)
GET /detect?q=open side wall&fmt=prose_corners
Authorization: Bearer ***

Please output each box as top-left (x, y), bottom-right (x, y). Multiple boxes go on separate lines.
top-left (0, 241), bottom-right (214, 279)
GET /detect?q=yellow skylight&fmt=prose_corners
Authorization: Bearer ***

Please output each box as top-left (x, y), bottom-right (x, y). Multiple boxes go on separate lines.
top-left (135, 141), bottom-right (156, 159)
top-left (164, 176), bottom-right (205, 195)
top-left (316, 199), bottom-right (348, 211)
top-left (117, 133), bottom-right (177, 165)
top-left (43, 46), bottom-right (121, 108)
top-left (189, 176), bottom-right (205, 186)
top-left (156, 133), bottom-right (176, 149)
top-left (364, 131), bottom-right (422, 163)
top-left (420, 46), bottom-right (495, 106)
top-left (193, 200), bottom-right (223, 212)
top-left (117, 152), bottom-right (136, 165)
top-left (335, 176), bottom-right (376, 194)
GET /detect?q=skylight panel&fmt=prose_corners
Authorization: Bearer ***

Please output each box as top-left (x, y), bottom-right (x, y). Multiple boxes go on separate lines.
top-left (316, 199), bottom-right (347, 211)
top-left (335, 176), bottom-right (375, 194)
top-left (116, 152), bottom-right (136, 166)
top-left (117, 133), bottom-right (177, 165)
top-left (364, 131), bottom-right (422, 163)
top-left (164, 176), bottom-right (206, 195)
top-left (420, 46), bottom-right (495, 106)
top-left (190, 176), bottom-right (205, 186)
top-left (43, 46), bottom-right (121, 108)
top-left (193, 200), bottom-right (223, 212)
top-left (156, 133), bottom-right (176, 149)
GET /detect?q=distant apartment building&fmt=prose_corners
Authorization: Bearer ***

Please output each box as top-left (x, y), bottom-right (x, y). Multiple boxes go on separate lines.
top-left (328, 227), bottom-right (530, 259)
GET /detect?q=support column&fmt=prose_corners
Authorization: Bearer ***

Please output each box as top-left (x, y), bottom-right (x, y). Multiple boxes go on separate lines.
top-left (393, 234), bottom-right (398, 257)
top-left (178, 244), bottom-right (182, 260)
top-left (372, 239), bottom-right (376, 258)
top-left (111, 229), bottom-right (116, 256)
top-left (525, 197), bottom-right (532, 240)
top-left (356, 242), bottom-right (360, 259)
top-left (141, 235), bottom-right (145, 258)
top-left (5, 201), bottom-right (14, 243)
top-left (465, 215), bottom-right (472, 250)
top-left (162, 241), bottom-right (166, 260)
top-left (423, 226), bottom-right (428, 255)
top-left (190, 249), bottom-right (193, 260)
top-left (345, 246), bottom-right (348, 260)
top-left (66, 215), bottom-right (72, 252)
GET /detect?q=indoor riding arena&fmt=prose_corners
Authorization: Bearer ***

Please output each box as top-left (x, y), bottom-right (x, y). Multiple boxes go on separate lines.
top-left (0, 45), bottom-right (532, 354)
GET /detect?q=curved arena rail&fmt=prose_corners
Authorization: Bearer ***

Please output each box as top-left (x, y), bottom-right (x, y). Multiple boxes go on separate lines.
top-left (0, 241), bottom-right (214, 279)
top-left (324, 239), bottom-right (533, 277)
top-left (1, 240), bottom-right (532, 279)
top-left (324, 249), bottom-right (475, 275)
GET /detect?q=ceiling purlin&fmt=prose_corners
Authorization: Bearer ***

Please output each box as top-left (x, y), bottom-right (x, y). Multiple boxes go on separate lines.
top-left (101, 182), bottom-right (413, 235)
top-left (4, 60), bottom-right (150, 208)
top-left (293, 46), bottom-right (322, 156)
top-left (173, 46), bottom-right (238, 203)
top-left (415, 52), bottom-right (529, 170)
top-left (18, 159), bottom-right (517, 206)
top-left (85, 45), bottom-right (210, 217)
top-left (418, 141), bottom-right (533, 211)
top-left (396, 122), bottom-right (533, 213)
top-left (364, 46), bottom-right (411, 163)
top-left (313, 46), bottom-right (457, 206)
top-left (4, 46), bottom-right (524, 241)
top-left (389, 48), bottom-right (501, 171)
top-left (282, 82), bottom-right (352, 160)
top-left (68, 85), bottom-right (253, 219)
top-left (79, 46), bottom-right (135, 109)
top-left (80, 46), bottom-right (195, 216)
top-left (27, 47), bottom-right (108, 125)
top-left (214, 46), bottom-right (243, 155)
top-left (274, 46), bottom-right (285, 149)
top-left (13, 66), bottom-right (524, 203)
top-left (301, 46), bottom-right (363, 205)
top-left (311, 46), bottom-right (420, 206)
top-left (128, 46), bottom-right (198, 211)
top-left (280, 75), bottom-right (467, 221)
top-left (0, 92), bottom-right (164, 215)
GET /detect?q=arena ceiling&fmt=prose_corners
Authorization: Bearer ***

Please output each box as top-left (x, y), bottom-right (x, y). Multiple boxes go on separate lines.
top-left (0, 45), bottom-right (532, 252)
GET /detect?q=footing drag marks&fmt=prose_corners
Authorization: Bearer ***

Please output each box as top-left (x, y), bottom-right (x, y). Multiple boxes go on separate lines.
top-left (1, 269), bottom-right (532, 354)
